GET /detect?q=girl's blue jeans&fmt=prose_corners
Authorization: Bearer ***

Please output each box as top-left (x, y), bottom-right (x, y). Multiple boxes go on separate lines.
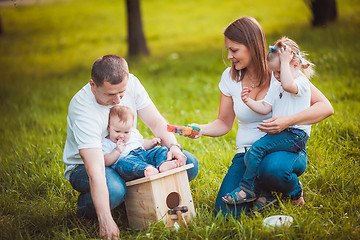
top-left (114, 146), bottom-right (168, 181)
top-left (69, 149), bottom-right (199, 219)
top-left (214, 149), bottom-right (307, 218)
top-left (240, 128), bottom-right (308, 193)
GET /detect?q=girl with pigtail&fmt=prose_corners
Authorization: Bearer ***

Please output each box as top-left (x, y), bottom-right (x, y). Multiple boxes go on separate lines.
top-left (222, 37), bottom-right (314, 205)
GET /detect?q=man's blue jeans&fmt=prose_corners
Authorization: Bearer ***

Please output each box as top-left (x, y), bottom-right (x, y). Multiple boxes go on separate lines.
top-left (69, 150), bottom-right (199, 219)
top-left (214, 149), bottom-right (307, 218)
top-left (240, 128), bottom-right (308, 193)
top-left (114, 146), bottom-right (168, 181)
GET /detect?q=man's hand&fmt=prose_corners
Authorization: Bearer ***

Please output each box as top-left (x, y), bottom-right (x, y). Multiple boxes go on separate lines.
top-left (166, 145), bottom-right (187, 166)
top-left (99, 216), bottom-right (120, 240)
top-left (258, 116), bottom-right (291, 134)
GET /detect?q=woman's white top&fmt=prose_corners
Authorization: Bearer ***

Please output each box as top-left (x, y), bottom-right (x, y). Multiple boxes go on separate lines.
top-left (218, 67), bottom-right (274, 149)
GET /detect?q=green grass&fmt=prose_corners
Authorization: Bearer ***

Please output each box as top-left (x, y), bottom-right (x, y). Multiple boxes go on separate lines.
top-left (1, 0), bottom-right (360, 239)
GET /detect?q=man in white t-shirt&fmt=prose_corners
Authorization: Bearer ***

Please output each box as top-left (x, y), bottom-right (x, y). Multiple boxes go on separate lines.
top-left (62, 55), bottom-right (199, 239)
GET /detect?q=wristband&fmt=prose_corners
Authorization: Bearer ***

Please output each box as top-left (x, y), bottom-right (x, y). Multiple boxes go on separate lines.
top-left (169, 143), bottom-right (183, 152)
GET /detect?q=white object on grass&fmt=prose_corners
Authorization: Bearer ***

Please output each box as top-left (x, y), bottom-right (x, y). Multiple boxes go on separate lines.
top-left (263, 215), bottom-right (293, 228)
top-left (173, 222), bottom-right (180, 231)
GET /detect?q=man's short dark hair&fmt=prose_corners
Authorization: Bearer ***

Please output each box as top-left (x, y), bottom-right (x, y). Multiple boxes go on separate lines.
top-left (91, 55), bottom-right (129, 86)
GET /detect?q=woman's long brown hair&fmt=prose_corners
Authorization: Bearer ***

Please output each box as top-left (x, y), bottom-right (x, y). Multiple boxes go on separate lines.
top-left (224, 16), bottom-right (271, 86)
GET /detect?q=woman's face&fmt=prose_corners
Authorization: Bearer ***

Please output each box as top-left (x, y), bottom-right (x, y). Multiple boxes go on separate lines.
top-left (225, 37), bottom-right (252, 71)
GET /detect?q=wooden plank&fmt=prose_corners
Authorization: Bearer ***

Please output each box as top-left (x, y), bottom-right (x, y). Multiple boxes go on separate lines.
top-left (125, 163), bottom-right (194, 187)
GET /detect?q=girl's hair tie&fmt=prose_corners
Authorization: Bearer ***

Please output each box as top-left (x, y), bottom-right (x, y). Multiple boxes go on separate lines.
top-left (297, 50), bottom-right (303, 63)
top-left (269, 46), bottom-right (277, 53)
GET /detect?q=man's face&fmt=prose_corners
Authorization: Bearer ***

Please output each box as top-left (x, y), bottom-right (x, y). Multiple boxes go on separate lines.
top-left (90, 77), bottom-right (128, 106)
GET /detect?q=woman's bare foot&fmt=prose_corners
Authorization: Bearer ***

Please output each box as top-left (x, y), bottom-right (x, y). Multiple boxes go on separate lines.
top-left (257, 196), bottom-right (267, 204)
top-left (292, 196), bottom-right (305, 206)
top-left (144, 166), bottom-right (159, 177)
top-left (159, 160), bottom-right (178, 173)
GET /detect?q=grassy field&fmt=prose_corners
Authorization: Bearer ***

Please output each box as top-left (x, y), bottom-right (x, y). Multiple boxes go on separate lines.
top-left (0, 0), bottom-right (360, 239)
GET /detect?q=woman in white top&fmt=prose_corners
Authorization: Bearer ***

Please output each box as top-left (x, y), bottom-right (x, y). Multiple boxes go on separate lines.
top-left (188, 16), bottom-right (333, 217)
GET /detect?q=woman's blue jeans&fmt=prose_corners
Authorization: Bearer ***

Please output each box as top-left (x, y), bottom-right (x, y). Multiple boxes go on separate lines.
top-left (69, 150), bottom-right (199, 219)
top-left (214, 149), bottom-right (307, 218)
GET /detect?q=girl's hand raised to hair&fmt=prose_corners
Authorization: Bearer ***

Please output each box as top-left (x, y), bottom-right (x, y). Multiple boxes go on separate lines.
top-left (278, 46), bottom-right (294, 64)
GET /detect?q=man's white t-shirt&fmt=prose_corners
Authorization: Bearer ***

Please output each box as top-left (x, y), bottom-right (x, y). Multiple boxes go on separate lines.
top-left (62, 73), bottom-right (152, 180)
top-left (264, 76), bottom-right (311, 136)
top-left (218, 67), bottom-right (274, 149)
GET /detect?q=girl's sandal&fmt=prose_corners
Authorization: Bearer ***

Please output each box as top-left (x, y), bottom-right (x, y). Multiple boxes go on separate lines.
top-left (222, 186), bottom-right (256, 204)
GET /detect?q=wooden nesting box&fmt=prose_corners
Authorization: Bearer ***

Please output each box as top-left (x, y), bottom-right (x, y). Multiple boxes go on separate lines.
top-left (124, 164), bottom-right (195, 229)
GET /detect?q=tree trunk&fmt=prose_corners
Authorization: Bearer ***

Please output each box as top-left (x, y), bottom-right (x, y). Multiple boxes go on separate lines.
top-left (310, 0), bottom-right (338, 27)
top-left (0, 16), bottom-right (3, 35)
top-left (126, 0), bottom-right (150, 57)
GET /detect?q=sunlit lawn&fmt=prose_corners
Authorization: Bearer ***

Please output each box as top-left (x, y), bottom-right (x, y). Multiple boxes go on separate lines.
top-left (0, 0), bottom-right (359, 239)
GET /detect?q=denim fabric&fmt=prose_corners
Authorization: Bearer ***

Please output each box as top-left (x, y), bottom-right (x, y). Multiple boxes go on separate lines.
top-left (69, 165), bottom-right (126, 219)
top-left (182, 150), bottom-right (199, 182)
top-left (214, 149), bottom-right (307, 218)
top-left (240, 128), bottom-right (308, 192)
top-left (114, 146), bottom-right (168, 181)
top-left (69, 149), bottom-right (199, 219)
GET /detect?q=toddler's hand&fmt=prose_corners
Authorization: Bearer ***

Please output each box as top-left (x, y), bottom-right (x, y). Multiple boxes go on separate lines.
top-left (116, 139), bottom-right (126, 153)
top-left (241, 87), bottom-right (251, 103)
top-left (278, 46), bottom-right (294, 64)
top-left (151, 137), bottom-right (161, 147)
top-left (142, 137), bottom-right (161, 150)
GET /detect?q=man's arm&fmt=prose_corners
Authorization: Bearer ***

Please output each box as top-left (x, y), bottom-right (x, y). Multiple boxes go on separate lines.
top-left (79, 148), bottom-right (119, 240)
top-left (137, 103), bottom-right (186, 165)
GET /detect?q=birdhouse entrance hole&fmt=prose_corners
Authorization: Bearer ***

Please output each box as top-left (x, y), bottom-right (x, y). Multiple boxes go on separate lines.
top-left (166, 192), bottom-right (180, 209)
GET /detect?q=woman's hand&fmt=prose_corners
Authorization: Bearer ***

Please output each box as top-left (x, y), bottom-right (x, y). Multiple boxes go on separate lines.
top-left (184, 123), bottom-right (202, 139)
top-left (258, 116), bottom-right (292, 134)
